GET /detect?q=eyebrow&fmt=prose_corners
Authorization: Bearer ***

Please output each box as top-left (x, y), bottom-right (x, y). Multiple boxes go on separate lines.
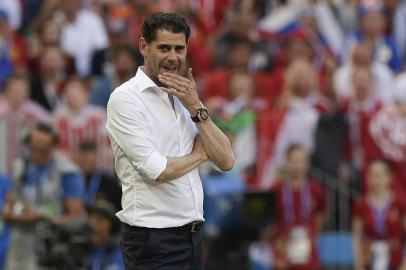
top-left (157, 44), bottom-right (186, 50)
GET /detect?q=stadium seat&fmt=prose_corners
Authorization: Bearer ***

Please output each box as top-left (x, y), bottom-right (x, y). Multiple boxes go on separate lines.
top-left (317, 232), bottom-right (354, 267)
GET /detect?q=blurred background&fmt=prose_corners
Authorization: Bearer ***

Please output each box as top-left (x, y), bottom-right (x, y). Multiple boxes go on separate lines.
top-left (0, 0), bottom-right (406, 269)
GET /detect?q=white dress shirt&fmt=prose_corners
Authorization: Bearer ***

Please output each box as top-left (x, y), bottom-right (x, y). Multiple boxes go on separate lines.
top-left (106, 67), bottom-right (204, 228)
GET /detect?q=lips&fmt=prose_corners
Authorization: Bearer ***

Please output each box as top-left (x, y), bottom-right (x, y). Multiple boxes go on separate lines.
top-left (162, 66), bottom-right (177, 72)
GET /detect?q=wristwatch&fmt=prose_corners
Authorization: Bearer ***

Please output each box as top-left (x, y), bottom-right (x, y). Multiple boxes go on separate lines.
top-left (191, 108), bottom-right (209, 122)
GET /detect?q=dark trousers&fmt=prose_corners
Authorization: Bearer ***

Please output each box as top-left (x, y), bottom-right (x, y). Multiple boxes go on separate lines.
top-left (120, 223), bottom-right (203, 270)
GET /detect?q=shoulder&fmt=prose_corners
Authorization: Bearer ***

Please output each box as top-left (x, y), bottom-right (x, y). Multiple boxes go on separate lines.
top-left (109, 79), bottom-right (138, 103)
top-left (107, 79), bottom-right (145, 113)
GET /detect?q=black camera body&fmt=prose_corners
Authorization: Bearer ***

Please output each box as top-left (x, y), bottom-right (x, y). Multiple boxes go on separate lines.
top-left (36, 219), bottom-right (93, 270)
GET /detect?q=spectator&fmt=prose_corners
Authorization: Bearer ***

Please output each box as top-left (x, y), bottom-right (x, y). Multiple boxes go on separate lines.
top-left (270, 144), bottom-right (326, 270)
top-left (207, 70), bottom-right (261, 176)
top-left (75, 141), bottom-right (121, 211)
top-left (54, 77), bottom-right (112, 171)
top-left (352, 160), bottom-right (405, 270)
top-left (26, 19), bottom-right (63, 68)
top-left (86, 199), bottom-right (124, 270)
top-left (30, 46), bottom-right (70, 112)
top-left (90, 44), bottom-right (139, 108)
top-left (3, 122), bottom-right (84, 270)
top-left (0, 9), bottom-right (27, 86)
top-left (257, 59), bottom-right (324, 188)
top-left (340, 66), bottom-right (384, 191)
top-left (369, 87), bottom-right (406, 198)
top-left (0, 74), bottom-right (49, 174)
top-left (340, 2), bottom-right (402, 72)
top-left (215, 10), bottom-right (258, 68)
top-left (203, 39), bottom-right (278, 107)
top-left (60, 0), bottom-right (109, 77)
top-left (105, 0), bottom-right (161, 48)
top-left (334, 42), bottom-right (394, 102)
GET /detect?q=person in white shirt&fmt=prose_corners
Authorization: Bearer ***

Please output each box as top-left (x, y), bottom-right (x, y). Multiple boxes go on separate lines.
top-left (106, 12), bottom-right (234, 270)
top-left (60, 0), bottom-right (109, 77)
top-left (334, 42), bottom-right (394, 102)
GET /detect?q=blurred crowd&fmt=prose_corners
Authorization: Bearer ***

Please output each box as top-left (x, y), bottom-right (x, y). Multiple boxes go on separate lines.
top-left (0, 0), bottom-right (406, 269)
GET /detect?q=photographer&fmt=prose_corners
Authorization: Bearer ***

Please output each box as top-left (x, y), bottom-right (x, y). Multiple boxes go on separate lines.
top-left (86, 199), bottom-right (124, 270)
top-left (2, 123), bottom-right (85, 270)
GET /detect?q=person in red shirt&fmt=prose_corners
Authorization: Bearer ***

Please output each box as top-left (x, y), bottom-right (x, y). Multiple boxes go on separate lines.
top-left (270, 144), bottom-right (327, 270)
top-left (352, 160), bottom-right (406, 270)
top-left (340, 67), bottom-right (384, 191)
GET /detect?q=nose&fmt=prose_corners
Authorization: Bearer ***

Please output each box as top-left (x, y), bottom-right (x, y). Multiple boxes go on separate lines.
top-left (167, 49), bottom-right (177, 62)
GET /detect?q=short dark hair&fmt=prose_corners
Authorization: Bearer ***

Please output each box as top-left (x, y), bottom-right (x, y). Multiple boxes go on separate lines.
top-left (141, 12), bottom-right (191, 43)
top-left (26, 122), bottom-right (59, 145)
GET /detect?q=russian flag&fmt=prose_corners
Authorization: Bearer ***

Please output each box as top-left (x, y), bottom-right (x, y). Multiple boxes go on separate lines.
top-left (256, 4), bottom-right (343, 56)
top-left (256, 6), bottom-right (307, 40)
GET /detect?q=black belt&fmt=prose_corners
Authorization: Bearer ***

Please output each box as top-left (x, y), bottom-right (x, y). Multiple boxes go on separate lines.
top-left (123, 221), bottom-right (204, 233)
top-left (180, 221), bottom-right (204, 233)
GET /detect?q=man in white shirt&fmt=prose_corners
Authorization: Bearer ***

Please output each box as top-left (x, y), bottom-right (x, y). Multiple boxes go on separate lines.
top-left (106, 12), bottom-right (234, 270)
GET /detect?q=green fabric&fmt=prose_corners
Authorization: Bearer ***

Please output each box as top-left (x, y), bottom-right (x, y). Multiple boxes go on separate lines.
top-left (213, 110), bottom-right (256, 136)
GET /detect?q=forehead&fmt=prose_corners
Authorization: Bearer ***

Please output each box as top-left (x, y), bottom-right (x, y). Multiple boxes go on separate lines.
top-left (151, 30), bottom-right (186, 46)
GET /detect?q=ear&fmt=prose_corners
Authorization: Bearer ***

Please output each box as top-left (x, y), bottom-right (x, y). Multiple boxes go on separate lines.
top-left (139, 37), bottom-right (148, 57)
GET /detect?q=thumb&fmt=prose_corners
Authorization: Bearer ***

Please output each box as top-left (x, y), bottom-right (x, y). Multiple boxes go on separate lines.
top-left (187, 67), bottom-right (194, 82)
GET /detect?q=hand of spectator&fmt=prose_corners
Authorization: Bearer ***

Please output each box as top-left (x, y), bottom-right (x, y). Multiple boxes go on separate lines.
top-left (158, 68), bottom-right (202, 116)
top-left (22, 203), bottom-right (42, 221)
top-left (192, 135), bottom-right (208, 162)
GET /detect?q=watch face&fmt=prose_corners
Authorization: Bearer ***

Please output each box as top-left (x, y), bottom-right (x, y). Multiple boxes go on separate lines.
top-left (199, 109), bottom-right (209, 120)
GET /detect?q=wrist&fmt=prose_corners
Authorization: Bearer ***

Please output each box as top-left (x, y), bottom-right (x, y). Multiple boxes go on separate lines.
top-left (188, 104), bottom-right (201, 117)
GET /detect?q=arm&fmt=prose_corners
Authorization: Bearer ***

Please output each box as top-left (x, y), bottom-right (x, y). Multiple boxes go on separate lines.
top-left (51, 198), bottom-right (84, 224)
top-left (157, 135), bottom-right (208, 182)
top-left (159, 69), bottom-right (235, 171)
top-left (50, 173), bottom-right (85, 224)
top-left (107, 91), bottom-right (208, 182)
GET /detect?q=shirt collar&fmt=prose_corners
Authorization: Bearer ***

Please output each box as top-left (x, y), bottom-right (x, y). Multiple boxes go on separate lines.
top-left (135, 67), bottom-right (166, 96)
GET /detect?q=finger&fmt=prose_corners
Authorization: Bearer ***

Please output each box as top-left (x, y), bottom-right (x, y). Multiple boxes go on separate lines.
top-left (158, 76), bottom-right (188, 91)
top-left (162, 72), bottom-right (190, 84)
top-left (187, 68), bottom-right (195, 83)
top-left (160, 87), bottom-right (178, 95)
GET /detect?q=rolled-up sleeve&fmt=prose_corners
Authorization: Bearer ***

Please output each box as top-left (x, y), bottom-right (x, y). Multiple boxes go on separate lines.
top-left (106, 91), bottom-right (167, 182)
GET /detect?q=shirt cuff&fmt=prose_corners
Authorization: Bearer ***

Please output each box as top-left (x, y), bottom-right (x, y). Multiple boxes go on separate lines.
top-left (135, 151), bottom-right (167, 182)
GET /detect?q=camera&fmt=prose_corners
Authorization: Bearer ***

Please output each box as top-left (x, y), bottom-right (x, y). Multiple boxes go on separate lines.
top-left (36, 219), bottom-right (93, 270)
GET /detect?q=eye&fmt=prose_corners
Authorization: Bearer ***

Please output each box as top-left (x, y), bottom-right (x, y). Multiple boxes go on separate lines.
top-left (175, 46), bottom-right (185, 53)
top-left (160, 47), bottom-right (169, 52)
